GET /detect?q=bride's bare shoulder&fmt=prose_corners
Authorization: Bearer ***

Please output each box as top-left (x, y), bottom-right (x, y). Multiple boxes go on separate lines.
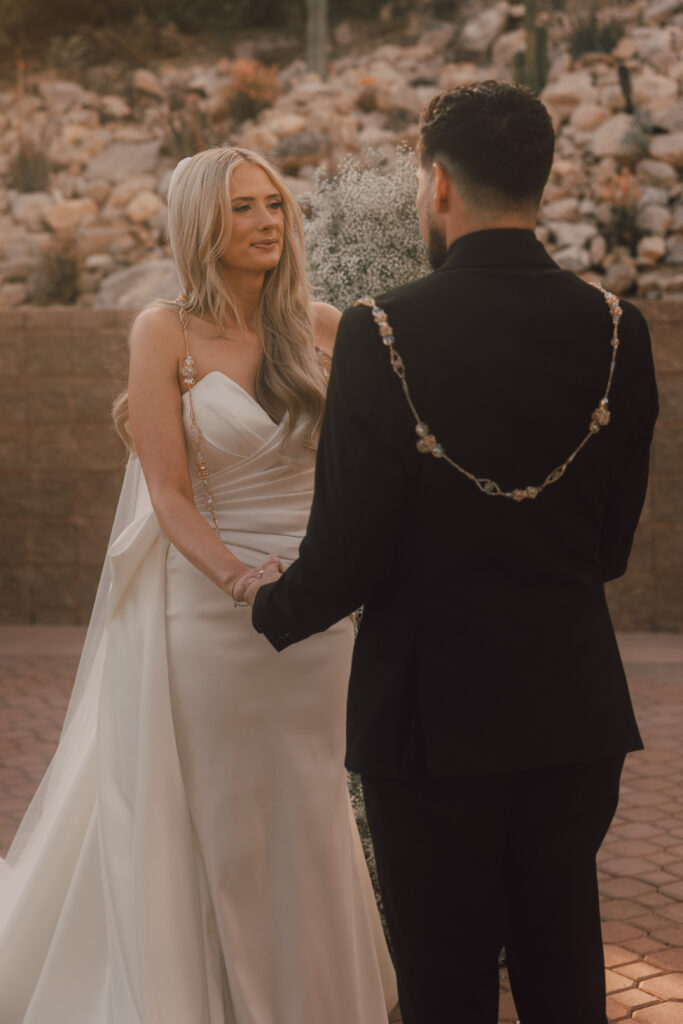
top-left (312, 302), bottom-right (342, 356)
top-left (128, 304), bottom-right (186, 372)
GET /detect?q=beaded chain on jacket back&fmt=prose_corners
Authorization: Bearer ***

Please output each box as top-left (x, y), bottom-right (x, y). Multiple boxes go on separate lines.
top-left (356, 283), bottom-right (621, 502)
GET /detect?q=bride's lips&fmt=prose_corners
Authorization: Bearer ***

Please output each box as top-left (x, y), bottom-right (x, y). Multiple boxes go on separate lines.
top-left (251, 239), bottom-right (279, 250)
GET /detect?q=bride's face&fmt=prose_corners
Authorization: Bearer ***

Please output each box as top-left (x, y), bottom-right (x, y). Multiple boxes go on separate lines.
top-left (220, 163), bottom-right (285, 275)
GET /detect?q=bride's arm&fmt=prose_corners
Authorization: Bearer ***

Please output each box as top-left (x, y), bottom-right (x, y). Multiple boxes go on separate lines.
top-left (127, 306), bottom-right (250, 595)
top-left (313, 302), bottom-right (341, 360)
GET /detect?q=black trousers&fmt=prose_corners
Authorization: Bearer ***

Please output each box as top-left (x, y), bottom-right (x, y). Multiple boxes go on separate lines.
top-left (362, 756), bottom-right (624, 1024)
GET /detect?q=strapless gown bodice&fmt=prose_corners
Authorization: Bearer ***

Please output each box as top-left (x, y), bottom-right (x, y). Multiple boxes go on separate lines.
top-left (0, 369), bottom-right (397, 1024)
top-left (183, 372), bottom-right (316, 565)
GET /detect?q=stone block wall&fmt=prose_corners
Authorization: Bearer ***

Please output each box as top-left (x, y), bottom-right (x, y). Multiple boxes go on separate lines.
top-left (0, 302), bottom-right (681, 629)
top-left (0, 308), bottom-right (131, 624)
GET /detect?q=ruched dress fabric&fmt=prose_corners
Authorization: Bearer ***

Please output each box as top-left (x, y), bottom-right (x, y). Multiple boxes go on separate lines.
top-left (0, 370), bottom-right (397, 1024)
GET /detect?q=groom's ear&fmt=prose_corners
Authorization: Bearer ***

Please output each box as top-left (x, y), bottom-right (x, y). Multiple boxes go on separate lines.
top-left (433, 162), bottom-right (451, 212)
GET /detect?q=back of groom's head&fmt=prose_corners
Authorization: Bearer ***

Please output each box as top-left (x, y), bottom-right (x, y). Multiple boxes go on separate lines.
top-left (418, 81), bottom-right (555, 209)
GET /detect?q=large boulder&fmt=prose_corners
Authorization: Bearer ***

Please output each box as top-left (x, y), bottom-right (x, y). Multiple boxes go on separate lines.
top-left (627, 27), bottom-right (678, 70)
top-left (605, 258), bottom-right (637, 294)
top-left (131, 68), bottom-right (165, 100)
top-left (10, 191), bottom-right (54, 231)
top-left (631, 70), bottom-right (678, 113)
top-left (554, 245), bottom-right (591, 273)
top-left (270, 131), bottom-right (327, 173)
top-left (96, 259), bottom-right (179, 308)
top-left (637, 235), bottom-right (667, 264)
top-left (591, 114), bottom-right (643, 161)
top-left (636, 158), bottom-right (679, 189)
top-left (542, 197), bottom-right (580, 222)
top-left (636, 204), bottom-right (672, 236)
top-left (103, 175), bottom-right (158, 216)
top-left (644, 0), bottom-right (683, 25)
top-left (492, 28), bottom-right (525, 68)
top-left (665, 236), bottom-right (683, 265)
top-left (86, 140), bottom-right (163, 183)
top-left (100, 95), bottom-right (132, 120)
top-left (548, 221), bottom-right (597, 248)
top-left (125, 190), bottom-right (165, 224)
top-left (39, 79), bottom-right (95, 111)
top-left (652, 103), bottom-right (683, 134)
top-left (49, 124), bottom-right (109, 169)
top-left (542, 71), bottom-right (594, 122)
top-left (458, 3), bottom-right (509, 58)
top-left (650, 132), bottom-right (683, 169)
top-left (76, 225), bottom-right (136, 260)
top-left (570, 104), bottom-right (610, 132)
top-left (44, 197), bottom-right (99, 233)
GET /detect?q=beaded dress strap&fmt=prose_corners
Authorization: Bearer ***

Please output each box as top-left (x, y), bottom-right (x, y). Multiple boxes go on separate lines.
top-left (175, 296), bottom-right (221, 537)
top-left (315, 346), bottom-right (332, 379)
top-left (355, 282), bottom-right (622, 503)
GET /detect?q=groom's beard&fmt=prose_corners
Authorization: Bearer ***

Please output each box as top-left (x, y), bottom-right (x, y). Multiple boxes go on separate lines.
top-left (426, 223), bottom-right (448, 270)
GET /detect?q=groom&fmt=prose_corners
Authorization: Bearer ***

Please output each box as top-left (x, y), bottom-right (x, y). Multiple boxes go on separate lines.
top-left (250, 82), bottom-right (658, 1023)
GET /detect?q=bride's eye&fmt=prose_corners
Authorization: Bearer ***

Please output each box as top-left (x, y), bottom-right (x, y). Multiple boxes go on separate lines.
top-left (269, 200), bottom-right (283, 210)
top-left (232, 204), bottom-right (250, 213)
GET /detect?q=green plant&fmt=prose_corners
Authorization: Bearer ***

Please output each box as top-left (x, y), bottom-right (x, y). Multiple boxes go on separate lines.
top-left (9, 138), bottom-right (50, 193)
top-left (227, 58), bottom-right (279, 122)
top-left (301, 147), bottom-right (430, 311)
top-left (513, 0), bottom-right (549, 94)
top-left (594, 167), bottom-right (643, 253)
top-left (570, 13), bottom-right (623, 59)
top-left (623, 110), bottom-right (653, 162)
top-left (164, 98), bottom-right (222, 160)
top-left (347, 770), bottom-right (388, 929)
top-left (31, 238), bottom-right (80, 305)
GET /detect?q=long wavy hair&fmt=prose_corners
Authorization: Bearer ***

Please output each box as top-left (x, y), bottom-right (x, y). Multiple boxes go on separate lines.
top-left (113, 146), bottom-right (326, 451)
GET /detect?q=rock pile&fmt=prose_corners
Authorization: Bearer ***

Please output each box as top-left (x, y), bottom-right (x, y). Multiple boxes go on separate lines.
top-left (0, 0), bottom-right (681, 307)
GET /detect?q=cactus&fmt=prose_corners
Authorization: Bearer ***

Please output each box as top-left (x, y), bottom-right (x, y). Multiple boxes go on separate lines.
top-left (513, 0), bottom-right (549, 95)
top-left (306, 0), bottom-right (328, 78)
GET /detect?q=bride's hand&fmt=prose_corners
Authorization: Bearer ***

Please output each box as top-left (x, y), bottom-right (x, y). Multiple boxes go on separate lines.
top-left (231, 554), bottom-right (284, 606)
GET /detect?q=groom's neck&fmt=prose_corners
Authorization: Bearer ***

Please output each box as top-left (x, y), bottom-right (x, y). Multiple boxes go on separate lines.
top-left (445, 207), bottom-right (538, 248)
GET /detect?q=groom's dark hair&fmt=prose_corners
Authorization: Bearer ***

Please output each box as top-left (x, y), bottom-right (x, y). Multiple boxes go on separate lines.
top-left (418, 81), bottom-right (555, 206)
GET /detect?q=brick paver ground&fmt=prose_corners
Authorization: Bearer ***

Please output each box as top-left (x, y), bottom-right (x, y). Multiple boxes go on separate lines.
top-left (1, 627), bottom-right (682, 1022)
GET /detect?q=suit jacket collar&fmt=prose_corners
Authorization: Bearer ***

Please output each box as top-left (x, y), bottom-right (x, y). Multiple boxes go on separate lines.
top-left (437, 228), bottom-right (558, 272)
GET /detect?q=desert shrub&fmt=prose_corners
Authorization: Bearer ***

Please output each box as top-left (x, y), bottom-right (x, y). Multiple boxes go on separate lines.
top-left (227, 59), bottom-right (280, 122)
top-left (164, 97), bottom-right (223, 159)
top-left (9, 138), bottom-right (50, 193)
top-left (31, 238), bottom-right (80, 305)
top-left (622, 111), bottom-right (653, 162)
top-left (301, 147), bottom-right (430, 311)
top-left (594, 167), bottom-right (643, 253)
top-left (570, 13), bottom-right (623, 59)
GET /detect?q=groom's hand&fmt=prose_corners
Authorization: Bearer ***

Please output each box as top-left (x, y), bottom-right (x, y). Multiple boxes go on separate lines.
top-left (243, 554), bottom-right (284, 607)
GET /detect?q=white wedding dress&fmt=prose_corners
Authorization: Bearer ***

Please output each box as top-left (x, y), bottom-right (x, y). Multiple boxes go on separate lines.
top-left (0, 370), bottom-right (397, 1023)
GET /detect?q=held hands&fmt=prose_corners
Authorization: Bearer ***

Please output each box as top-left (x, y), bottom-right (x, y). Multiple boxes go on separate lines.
top-left (230, 554), bottom-right (284, 608)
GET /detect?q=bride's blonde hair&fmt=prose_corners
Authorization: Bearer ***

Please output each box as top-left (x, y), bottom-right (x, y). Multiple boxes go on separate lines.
top-left (113, 146), bottom-right (326, 450)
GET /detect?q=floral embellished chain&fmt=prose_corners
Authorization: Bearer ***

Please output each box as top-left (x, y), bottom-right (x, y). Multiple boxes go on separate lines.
top-left (176, 295), bottom-right (222, 538)
top-left (355, 282), bottom-right (621, 502)
top-left (316, 346), bottom-right (332, 378)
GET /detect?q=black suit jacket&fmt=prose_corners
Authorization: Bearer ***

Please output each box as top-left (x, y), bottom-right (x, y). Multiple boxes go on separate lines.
top-left (253, 229), bottom-right (658, 779)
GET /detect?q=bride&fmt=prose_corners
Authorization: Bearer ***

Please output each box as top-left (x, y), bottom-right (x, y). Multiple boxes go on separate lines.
top-left (0, 146), bottom-right (397, 1023)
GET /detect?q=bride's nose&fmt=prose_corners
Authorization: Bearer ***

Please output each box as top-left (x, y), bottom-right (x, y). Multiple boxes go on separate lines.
top-left (257, 205), bottom-right (280, 229)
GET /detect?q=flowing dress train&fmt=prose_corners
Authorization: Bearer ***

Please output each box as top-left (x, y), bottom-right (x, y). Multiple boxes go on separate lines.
top-left (0, 370), bottom-right (397, 1023)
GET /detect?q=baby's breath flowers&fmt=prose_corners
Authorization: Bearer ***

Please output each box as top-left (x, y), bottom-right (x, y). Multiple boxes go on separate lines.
top-left (300, 146), bottom-right (430, 311)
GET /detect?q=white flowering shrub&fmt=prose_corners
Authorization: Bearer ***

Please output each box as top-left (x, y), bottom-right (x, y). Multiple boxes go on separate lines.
top-left (301, 146), bottom-right (430, 310)
top-left (302, 149), bottom-right (428, 937)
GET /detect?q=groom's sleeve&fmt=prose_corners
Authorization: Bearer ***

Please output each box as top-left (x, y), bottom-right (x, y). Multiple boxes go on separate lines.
top-left (252, 302), bottom-right (416, 651)
top-left (601, 307), bottom-right (658, 582)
